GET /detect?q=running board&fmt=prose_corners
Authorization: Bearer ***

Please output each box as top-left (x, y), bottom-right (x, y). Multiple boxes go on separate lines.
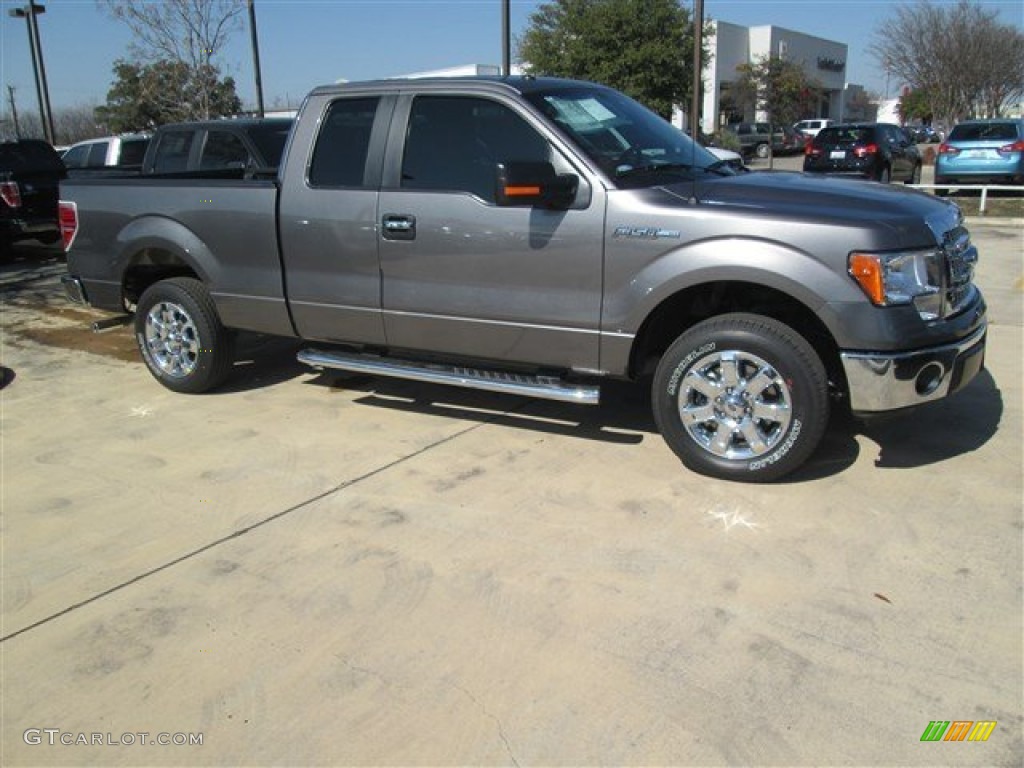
top-left (297, 348), bottom-right (600, 405)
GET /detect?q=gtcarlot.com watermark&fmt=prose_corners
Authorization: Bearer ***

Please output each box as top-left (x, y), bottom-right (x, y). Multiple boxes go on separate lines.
top-left (24, 729), bottom-right (203, 747)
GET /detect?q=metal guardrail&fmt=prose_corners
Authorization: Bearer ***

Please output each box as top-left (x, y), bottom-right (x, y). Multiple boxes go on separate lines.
top-left (908, 184), bottom-right (1022, 214)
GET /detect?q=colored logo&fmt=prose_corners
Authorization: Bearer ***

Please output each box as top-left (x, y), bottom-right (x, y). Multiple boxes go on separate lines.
top-left (921, 721), bottom-right (996, 742)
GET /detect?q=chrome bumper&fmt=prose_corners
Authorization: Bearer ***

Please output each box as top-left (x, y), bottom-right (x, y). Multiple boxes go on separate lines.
top-left (61, 275), bottom-right (86, 304)
top-left (841, 323), bottom-right (987, 412)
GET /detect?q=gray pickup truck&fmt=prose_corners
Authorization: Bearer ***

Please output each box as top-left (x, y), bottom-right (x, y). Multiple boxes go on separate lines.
top-left (60, 77), bottom-right (986, 481)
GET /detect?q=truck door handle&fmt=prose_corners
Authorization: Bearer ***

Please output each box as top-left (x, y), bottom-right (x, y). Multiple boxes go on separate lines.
top-left (382, 214), bottom-right (416, 241)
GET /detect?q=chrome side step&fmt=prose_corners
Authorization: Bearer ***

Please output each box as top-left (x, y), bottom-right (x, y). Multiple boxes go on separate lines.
top-left (297, 348), bottom-right (600, 405)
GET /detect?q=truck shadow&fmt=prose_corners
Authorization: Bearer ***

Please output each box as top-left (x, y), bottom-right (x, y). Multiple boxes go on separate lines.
top-left (306, 367), bottom-right (1003, 482)
top-left (217, 334), bottom-right (308, 393)
top-left (853, 369), bottom-right (1003, 470)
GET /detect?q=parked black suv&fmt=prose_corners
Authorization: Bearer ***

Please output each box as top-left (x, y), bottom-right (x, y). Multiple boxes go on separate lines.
top-left (803, 123), bottom-right (922, 184)
top-left (1, 139), bottom-right (66, 254)
top-left (726, 122), bottom-right (805, 160)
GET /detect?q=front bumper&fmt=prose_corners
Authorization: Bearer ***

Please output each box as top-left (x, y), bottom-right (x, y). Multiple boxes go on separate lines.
top-left (841, 322), bottom-right (987, 412)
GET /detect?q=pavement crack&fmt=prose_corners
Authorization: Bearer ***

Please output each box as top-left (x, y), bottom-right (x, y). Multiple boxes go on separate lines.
top-left (333, 653), bottom-right (396, 690)
top-left (452, 682), bottom-right (520, 767)
top-left (1, 403), bottom-right (533, 644)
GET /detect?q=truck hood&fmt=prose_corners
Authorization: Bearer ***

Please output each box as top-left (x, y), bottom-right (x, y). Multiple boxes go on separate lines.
top-left (680, 170), bottom-right (962, 243)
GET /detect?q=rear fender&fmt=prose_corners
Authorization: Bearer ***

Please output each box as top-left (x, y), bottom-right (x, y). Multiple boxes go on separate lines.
top-left (115, 214), bottom-right (216, 286)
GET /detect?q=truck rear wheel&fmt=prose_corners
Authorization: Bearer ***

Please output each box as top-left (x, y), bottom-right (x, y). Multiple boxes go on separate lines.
top-left (134, 277), bottom-right (234, 393)
top-left (652, 313), bottom-right (828, 482)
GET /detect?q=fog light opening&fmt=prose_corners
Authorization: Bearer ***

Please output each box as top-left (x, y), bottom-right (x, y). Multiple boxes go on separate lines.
top-left (915, 362), bottom-right (945, 396)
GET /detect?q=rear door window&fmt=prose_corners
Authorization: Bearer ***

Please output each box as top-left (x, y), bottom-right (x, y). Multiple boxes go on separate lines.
top-left (199, 131), bottom-right (250, 170)
top-left (309, 97), bottom-right (379, 188)
top-left (61, 144), bottom-right (90, 168)
top-left (86, 141), bottom-right (109, 167)
top-left (151, 130), bottom-right (195, 173)
top-left (118, 138), bottom-right (149, 166)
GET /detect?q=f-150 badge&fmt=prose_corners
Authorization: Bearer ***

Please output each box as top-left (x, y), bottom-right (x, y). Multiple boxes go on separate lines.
top-left (613, 226), bottom-right (681, 239)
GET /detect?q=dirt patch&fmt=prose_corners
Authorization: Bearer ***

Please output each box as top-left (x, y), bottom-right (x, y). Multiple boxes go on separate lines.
top-left (15, 323), bottom-right (139, 364)
top-left (3, 297), bottom-right (140, 364)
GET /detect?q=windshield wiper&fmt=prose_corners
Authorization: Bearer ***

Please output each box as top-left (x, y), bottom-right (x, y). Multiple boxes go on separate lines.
top-left (617, 161), bottom-right (736, 180)
top-left (704, 159), bottom-right (740, 175)
top-left (615, 162), bottom-right (696, 179)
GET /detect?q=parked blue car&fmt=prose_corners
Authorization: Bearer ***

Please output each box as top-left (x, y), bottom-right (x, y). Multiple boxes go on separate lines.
top-left (935, 119), bottom-right (1024, 190)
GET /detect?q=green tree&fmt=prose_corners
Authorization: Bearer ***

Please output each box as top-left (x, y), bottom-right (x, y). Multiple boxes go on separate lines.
top-left (898, 87), bottom-right (933, 124)
top-left (730, 55), bottom-right (824, 128)
top-left (517, 0), bottom-right (701, 120)
top-left (96, 59), bottom-right (241, 132)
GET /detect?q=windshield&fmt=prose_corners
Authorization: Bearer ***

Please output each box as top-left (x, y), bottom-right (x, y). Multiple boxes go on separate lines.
top-left (523, 85), bottom-right (723, 187)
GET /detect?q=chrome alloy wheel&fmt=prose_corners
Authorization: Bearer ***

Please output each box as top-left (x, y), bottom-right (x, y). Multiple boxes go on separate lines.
top-left (676, 349), bottom-right (793, 460)
top-left (143, 300), bottom-right (200, 379)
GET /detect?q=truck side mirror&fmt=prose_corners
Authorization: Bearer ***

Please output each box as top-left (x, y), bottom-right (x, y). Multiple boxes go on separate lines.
top-left (495, 161), bottom-right (578, 210)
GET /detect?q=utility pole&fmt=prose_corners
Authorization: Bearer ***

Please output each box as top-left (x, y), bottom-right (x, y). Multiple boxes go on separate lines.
top-left (247, 0), bottom-right (265, 118)
top-left (7, 85), bottom-right (22, 139)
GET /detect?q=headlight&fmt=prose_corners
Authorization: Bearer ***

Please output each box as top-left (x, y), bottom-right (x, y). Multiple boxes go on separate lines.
top-left (849, 248), bottom-right (943, 320)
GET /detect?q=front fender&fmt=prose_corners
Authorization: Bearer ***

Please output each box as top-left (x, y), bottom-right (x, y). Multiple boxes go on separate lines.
top-left (604, 235), bottom-right (863, 337)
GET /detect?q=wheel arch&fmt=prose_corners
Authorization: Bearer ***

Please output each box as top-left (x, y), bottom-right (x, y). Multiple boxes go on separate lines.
top-left (628, 280), bottom-right (847, 400)
top-left (115, 216), bottom-right (214, 308)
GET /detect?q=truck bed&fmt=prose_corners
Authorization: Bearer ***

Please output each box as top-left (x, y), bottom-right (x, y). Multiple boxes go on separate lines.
top-left (60, 176), bottom-right (293, 337)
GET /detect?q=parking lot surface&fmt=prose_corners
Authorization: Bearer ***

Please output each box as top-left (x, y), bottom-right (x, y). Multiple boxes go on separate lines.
top-left (2, 216), bottom-right (1022, 765)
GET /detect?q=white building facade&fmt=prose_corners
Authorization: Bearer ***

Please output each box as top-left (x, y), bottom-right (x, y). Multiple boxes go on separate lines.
top-left (699, 21), bottom-right (855, 133)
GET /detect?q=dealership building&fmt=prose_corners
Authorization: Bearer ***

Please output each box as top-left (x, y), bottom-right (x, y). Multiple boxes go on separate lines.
top-left (691, 20), bottom-right (871, 133)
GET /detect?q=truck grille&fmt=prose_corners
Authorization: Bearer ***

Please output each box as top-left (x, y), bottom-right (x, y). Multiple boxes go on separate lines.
top-left (942, 227), bottom-right (977, 318)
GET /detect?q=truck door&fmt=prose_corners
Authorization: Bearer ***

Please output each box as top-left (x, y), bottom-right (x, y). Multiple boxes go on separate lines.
top-left (278, 95), bottom-right (392, 345)
top-left (377, 93), bottom-right (605, 371)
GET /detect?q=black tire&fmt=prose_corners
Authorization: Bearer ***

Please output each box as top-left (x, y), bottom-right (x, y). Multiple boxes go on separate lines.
top-left (134, 277), bottom-right (234, 393)
top-left (755, 142), bottom-right (770, 159)
top-left (652, 313), bottom-right (829, 482)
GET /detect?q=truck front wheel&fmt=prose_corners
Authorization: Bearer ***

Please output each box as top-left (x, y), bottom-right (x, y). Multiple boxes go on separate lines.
top-left (652, 313), bottom-right (829, 482)
top-left (134, 277), bottom-right (234, 393)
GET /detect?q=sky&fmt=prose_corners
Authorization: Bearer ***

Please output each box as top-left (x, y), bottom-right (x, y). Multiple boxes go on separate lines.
top-left (1, 0), bottom-right (1022, 119)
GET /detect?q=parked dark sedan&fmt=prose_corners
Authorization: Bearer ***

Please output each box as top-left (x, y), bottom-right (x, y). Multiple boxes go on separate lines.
top-left (803, 123), bottom-right (922, 184)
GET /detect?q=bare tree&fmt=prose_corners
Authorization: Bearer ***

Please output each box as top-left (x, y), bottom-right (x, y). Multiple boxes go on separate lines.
top-left (98, 0), bottom-right (245, 120)
top-left (0, 103), bottom-right (101, 144)
top-left (869, 0), bottom-right (1024, 126)
top-left (55, 104), bottom-right (107, 144)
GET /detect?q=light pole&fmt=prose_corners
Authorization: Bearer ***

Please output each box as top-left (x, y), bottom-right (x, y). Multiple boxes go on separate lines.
top-left (247, 0), bottom-right (265, 118)
top-left (8, 2), bottom-right (55, 144)
top-left (690, 0), bottom-right (703, 137)
top-left (501, 0), bottom-right (511, 76)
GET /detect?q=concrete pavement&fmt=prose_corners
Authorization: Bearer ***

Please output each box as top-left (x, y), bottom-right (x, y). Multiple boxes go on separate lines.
top-left (1, 219), bottom-right (1021, 765)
